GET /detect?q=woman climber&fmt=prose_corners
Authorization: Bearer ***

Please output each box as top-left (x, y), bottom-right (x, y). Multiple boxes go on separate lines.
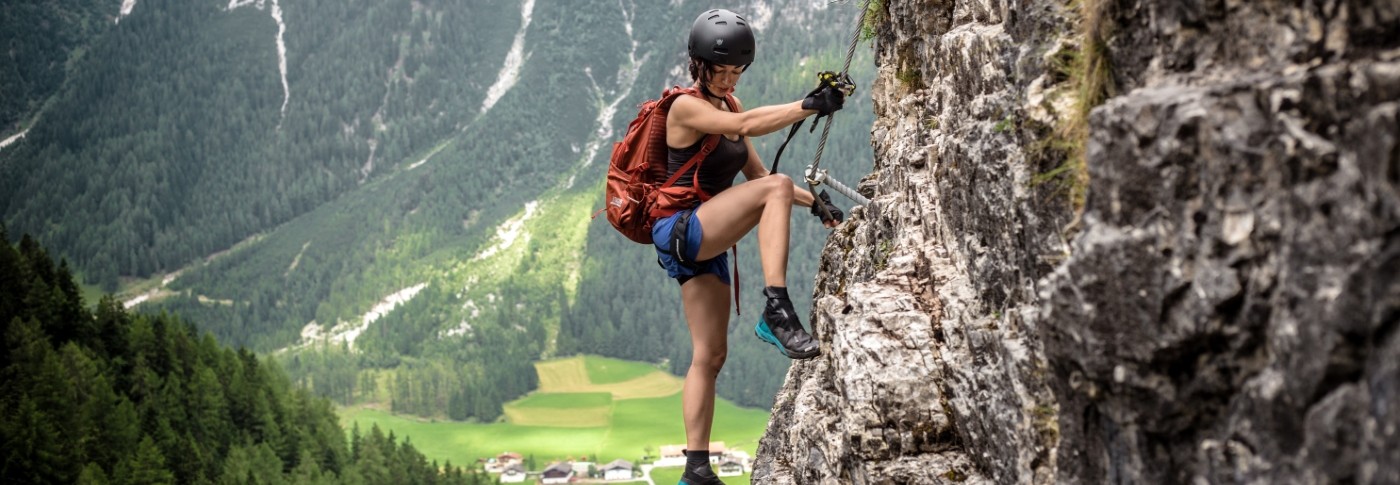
top-left (654, 8), bottom-right (849, 485)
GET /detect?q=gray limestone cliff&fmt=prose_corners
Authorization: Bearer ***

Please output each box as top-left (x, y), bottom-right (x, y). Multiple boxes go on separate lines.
top-left (752, 1), bottom-right (1398, 484)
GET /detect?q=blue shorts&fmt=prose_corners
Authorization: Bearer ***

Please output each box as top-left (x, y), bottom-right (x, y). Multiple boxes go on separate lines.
top-left (653, 208), bottom-right (730, 286)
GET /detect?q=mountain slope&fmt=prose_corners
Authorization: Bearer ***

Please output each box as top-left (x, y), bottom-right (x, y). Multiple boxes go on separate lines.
top-left (3, 0), bottom-right (881, 418)
top-left (0, 231), bottom-right (492, 484)
top-left (1, 0), bottom-right (521, 287)
top-left (0, 0), bottom-right (112, 133)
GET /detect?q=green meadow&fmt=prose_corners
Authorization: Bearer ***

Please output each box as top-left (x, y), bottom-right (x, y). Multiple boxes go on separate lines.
top-left (584, 355), bottom-right (656, 384)
top-left (509, 392), bottom-right (613, 408)
top-left (339, 355), bottom-right (770, 467)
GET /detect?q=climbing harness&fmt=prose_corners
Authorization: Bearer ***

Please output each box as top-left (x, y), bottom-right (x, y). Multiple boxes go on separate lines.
top-left (770, 0), bottom-right (876, 221)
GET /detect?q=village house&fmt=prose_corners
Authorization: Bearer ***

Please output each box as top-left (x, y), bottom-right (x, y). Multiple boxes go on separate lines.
top-left (498, 463), bottom-right (527, 483)
top-left (600, 459), bottom-right (634, 481)
top-left (655, 442), bottom-right (726, 468)
top-left (569, 461), bottom-right (593, 476)
top-left (717, 458), bottom-right (744, 477)
top-left (484, 452), bottom-right (524, 473)
top-left (656, 445), bottom-right (685, 467)
top-left (540, 462), bottom-right (574, 484)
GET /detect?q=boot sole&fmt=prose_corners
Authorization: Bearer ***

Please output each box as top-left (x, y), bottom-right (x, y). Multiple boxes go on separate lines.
top-left (754, 320), bottom-right (820, 360)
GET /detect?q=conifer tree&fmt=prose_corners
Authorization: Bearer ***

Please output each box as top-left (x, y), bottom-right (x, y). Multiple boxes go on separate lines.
top-left (76, 462), bottom-right (109, 485)
top-left (114, 436), bottom-right (174, 485)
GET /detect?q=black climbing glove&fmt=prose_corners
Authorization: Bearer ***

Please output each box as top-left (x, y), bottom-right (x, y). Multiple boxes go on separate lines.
top-left (801, 85), bottom-right (844, 115)
top-left (811, 190), bottom-right (844, 224)
top-left (801, 71), bottom-right (856, 119)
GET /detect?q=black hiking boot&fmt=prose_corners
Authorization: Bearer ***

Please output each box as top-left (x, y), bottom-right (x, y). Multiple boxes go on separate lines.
top-left (679, 464), bottom-right (726, 485)
top-left (754, 286), bottom-right (820, 359)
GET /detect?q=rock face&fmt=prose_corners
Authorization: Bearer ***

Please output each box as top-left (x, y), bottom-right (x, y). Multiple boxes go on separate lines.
top-left (753, 0), bottom-right (1398, 484)
top-left (753, 0), bottom-right (1072, 483)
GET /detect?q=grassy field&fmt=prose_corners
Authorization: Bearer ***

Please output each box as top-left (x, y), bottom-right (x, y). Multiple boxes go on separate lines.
top-left (339, 355), bottom-right (770, 467)
top-left (508, 392), bottom-right (612, 408)
top-left (502, 392), bottom-right (615, 427)
top-left (501, 403), bottom-right (612, 428)
top-left (585, 355), bottom-right (657, 384)
top-left (534, 355), bottom-right (684, 399)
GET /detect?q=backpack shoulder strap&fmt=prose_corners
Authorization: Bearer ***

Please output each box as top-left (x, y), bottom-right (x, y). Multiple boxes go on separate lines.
top-left (660, 135), bottom-right (719, 189)
top-left (659, 88), bottom-right (721, 190)
top-left (656, 86), bottom-right (701, 109)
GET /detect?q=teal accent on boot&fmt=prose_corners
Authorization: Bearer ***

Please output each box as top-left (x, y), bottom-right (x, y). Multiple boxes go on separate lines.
top-left (755, 318), bottom-right (820, 359)
top-left (755, 319), bottom-right (789, 357)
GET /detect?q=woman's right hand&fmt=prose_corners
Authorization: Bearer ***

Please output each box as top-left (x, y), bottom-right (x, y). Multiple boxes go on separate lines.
top-left (802, 84), bottom-right (846, 116)
top-left (802, 71), bottom-right (856, 116)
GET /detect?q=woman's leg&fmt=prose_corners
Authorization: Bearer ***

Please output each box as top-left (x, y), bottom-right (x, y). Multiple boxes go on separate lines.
top-left (692, 174), bottom-right (819, 359)
top-left (693, 173), bottom-right (795, 287)
top-left (680, 274), bottom-right (730, 451)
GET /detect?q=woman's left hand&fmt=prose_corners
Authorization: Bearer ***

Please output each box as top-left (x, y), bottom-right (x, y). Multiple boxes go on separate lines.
top-left (811, 190), bottom-right (843, 228)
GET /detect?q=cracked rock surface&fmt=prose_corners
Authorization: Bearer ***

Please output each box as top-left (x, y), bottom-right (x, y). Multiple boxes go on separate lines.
top-left (754, 0), bottom-right (1397, 483)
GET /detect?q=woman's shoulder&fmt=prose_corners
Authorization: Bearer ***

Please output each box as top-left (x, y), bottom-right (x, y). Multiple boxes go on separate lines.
top-left (671, 93), bottom-right (713, 112)
top-left (671, 93), bottom-right (743, 114)
top-left (671, 93), bottom-right (707, 109)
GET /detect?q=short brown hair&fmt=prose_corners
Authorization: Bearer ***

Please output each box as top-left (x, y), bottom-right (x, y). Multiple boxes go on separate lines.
top-left (688, 57), bottom-right (715, 85)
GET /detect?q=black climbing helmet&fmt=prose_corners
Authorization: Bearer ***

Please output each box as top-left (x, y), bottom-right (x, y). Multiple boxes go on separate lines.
top-left (687, 9), bottom-right (756, 67)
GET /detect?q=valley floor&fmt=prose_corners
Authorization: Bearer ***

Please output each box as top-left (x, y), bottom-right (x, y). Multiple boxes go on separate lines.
top-left (337, 356), bottom-right (766, 480)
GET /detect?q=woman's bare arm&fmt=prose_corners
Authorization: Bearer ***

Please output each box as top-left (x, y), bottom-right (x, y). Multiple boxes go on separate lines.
top-left (671, 94), bottom-right (812, 139)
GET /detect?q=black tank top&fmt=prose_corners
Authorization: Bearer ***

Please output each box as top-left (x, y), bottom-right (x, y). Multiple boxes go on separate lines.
top-left (666, 135), bottom-right (748, 197)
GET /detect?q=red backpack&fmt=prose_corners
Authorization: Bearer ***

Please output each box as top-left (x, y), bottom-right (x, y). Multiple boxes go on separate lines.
top-left (601, 86), bottom-right (736, 244)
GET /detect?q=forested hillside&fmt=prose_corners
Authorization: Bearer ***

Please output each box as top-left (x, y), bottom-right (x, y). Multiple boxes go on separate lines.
top-left (2, 0), bottom-right (523, 287)
top-left (2, 0), bottom-right (878, 420)
top-left (0, 0), bottom-right (112, 132)
top-left (0, 229), bottom-right (490, 484)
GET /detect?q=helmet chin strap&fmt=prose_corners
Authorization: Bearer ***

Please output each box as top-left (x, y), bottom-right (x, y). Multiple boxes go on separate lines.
top-left (699, 83), bottom-right (724, 101)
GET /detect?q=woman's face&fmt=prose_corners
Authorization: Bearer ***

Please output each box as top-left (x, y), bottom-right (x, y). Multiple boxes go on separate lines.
top-left (707, 64), bottom-right (745, 97)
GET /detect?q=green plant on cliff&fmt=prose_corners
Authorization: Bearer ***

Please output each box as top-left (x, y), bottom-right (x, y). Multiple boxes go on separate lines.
top-left (860, 0), bottom-right (886, 42)
top-left (874, 239), bottom-right (893, 271)
top-left (896, 64), bottom-right (925, 90)
top-left (1077, 2), bottom-right (1115, 111)
top-left (1059, 0), bottom-right (1115, 214)
top-left (1035, 0), bottom-right (1115, 218)
top-left (994, 115), bottom-right (1015, 133)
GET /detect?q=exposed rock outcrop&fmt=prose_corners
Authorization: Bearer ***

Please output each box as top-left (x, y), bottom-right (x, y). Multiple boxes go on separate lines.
top-left (754, 0), bottom-right (1398, 483)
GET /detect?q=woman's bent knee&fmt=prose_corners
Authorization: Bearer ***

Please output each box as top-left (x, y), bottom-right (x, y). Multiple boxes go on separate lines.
top-left (691, 349), bottom-right (728, 376)
top-left (764, 173), bottom-right (794, 199)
